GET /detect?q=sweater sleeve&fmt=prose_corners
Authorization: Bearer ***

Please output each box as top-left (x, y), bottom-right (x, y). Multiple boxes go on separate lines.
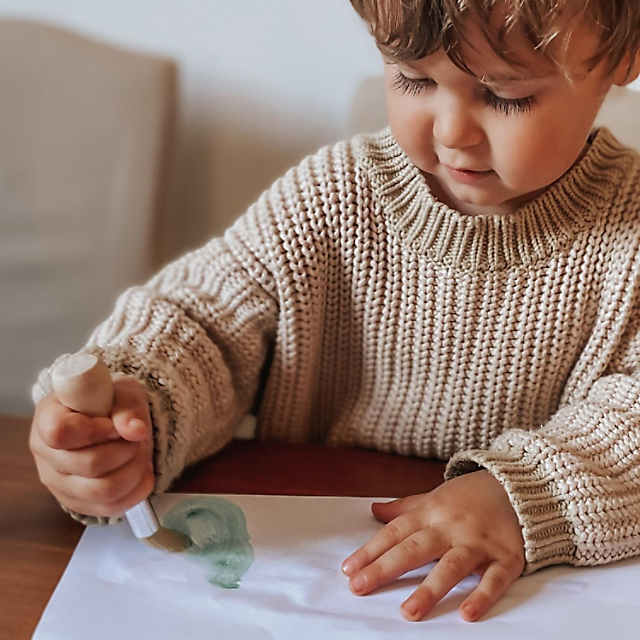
top-left (445, 296), bottom-right (640, 574)
top-left (31, 176), bottom-right (301, 522)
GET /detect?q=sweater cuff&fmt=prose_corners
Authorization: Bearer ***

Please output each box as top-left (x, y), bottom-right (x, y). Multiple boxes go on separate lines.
top-left (445, 432), bottom-right (575, 574)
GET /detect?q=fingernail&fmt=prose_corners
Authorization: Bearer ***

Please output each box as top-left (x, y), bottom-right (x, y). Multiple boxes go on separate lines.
top-left (462, 604), bottom-right (478, 621)
top-left (402, 601), bottom-right (420, 620)
top-left (350, 575), bottom-right (365, 592)
top-left (341, 559), bottom-right (354, 576)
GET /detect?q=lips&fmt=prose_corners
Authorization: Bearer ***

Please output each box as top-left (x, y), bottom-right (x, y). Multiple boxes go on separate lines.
top-left (443, 164), bottom-right (494, 185)
top-left (444, 164), bottom-right (491, 174)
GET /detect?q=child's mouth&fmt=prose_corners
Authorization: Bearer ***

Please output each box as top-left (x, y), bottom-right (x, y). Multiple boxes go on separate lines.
top-left (444, 165), bottom-right (494, 184)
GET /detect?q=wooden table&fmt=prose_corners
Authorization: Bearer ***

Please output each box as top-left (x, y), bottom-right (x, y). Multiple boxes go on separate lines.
top-left (0, 414), bottom-right (446, 640)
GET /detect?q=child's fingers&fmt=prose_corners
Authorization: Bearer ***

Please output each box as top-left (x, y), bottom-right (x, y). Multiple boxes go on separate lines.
top-left (35, 438), bottom-right (140, 479)
top-left (33, 394), bottom-right (119, 450)
top-left (39, 444), bottom-right (154, 518)
top-left (400, 546), bottom-right (483, 621)
top-left (52, 469), bottom-right (155, 519)
top-left (348, 528), bottom-right (446, 596)
top-left (370, 494), bottom-right (426, 523)
top-left (342, 511), bottom-right (425, 576)
top-left (459, 560), bottom-right (521, 622)
top-left (110, 377), bottom-right (152, 443)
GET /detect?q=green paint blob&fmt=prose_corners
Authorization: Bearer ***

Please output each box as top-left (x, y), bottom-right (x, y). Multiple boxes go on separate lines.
top-left (162, 497), bottom-right (254, 589)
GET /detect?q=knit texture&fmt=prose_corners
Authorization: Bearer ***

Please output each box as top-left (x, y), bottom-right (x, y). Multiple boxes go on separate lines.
top-left (34, 127), bottom-right (640, 574)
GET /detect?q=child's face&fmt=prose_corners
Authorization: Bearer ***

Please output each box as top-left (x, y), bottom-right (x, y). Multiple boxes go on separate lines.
top-left (383, 18), bottom-right (630, 216)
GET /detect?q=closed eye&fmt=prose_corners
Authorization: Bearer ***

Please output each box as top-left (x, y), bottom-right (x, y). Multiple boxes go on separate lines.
top-left (482, 88), bottom-right (536, 115)
top-left (391, 70), bottom-right (536, 116)
top-left (391, 70), bottom-right (436, 96)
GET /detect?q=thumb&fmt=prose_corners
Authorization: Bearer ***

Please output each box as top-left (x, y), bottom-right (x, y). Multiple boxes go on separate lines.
top-left (110, 377), bottom-right (152, 443)
top-left (371, 493), bottom-right (426, 522)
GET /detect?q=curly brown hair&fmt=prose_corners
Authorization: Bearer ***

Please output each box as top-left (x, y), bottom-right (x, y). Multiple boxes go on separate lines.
top-left (349, 1), bottom-right (640, 78)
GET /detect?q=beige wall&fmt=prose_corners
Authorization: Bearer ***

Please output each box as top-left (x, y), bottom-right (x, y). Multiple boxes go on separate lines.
top-left (0, 1), bottom-right (383, 266)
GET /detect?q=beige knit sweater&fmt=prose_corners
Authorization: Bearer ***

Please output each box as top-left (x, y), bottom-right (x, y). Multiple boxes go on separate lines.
top-left (34, 127), bottom-right (640, 574)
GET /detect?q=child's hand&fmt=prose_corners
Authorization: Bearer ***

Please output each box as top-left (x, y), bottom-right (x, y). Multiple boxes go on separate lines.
top-left (341, 470), bottom-right (525, 622)
top-left (29, 377), bottom-right (154, 518)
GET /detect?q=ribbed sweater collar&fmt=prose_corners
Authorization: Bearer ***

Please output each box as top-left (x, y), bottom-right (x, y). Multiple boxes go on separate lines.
top-left (363, 127), bottom-right (632, 271)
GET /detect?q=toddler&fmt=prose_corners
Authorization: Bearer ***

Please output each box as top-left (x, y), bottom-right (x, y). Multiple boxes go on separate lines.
top-left (30, 0), bottom-right (640, 623)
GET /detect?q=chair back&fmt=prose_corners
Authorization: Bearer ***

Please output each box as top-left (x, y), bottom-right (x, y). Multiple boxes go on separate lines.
top-left (0, 18), bottom-right (176, 413)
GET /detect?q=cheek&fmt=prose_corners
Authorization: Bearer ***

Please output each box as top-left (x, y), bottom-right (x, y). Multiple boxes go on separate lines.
top-left (386, 97), bottom-right (435, 167)
top-left (496, 133), bottom-right (551, 185)
top-left (492, 116), bottom-right (584, 189)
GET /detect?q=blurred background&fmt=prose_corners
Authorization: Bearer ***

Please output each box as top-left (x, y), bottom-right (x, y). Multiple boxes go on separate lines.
top-left (1, 0), bottom-right (639, 415)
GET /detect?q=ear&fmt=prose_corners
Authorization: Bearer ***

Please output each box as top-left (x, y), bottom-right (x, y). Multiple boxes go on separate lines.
top-left (613, 50), bottom-right (640, 86)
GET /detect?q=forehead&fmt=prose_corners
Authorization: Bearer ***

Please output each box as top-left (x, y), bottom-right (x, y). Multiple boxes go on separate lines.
top-left (452, 7), bottom-right (599, 83)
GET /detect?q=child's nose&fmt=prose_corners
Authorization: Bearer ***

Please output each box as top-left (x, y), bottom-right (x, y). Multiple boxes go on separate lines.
top-left (433, 100), bottom-right (484, 150)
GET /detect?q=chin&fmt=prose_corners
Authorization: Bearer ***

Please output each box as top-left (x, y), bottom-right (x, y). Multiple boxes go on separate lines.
top-left (454, 190), bottom-right (503, 208)
top-left (451, 190), bottom-right (519, 216)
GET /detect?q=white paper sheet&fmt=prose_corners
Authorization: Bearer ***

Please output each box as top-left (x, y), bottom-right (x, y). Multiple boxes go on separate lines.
top-left (34, 494), bottom-right (640, 639)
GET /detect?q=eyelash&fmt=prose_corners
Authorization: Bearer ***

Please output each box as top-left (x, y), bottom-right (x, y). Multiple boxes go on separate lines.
top-left (391, 71), bottom-right (536, 116)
